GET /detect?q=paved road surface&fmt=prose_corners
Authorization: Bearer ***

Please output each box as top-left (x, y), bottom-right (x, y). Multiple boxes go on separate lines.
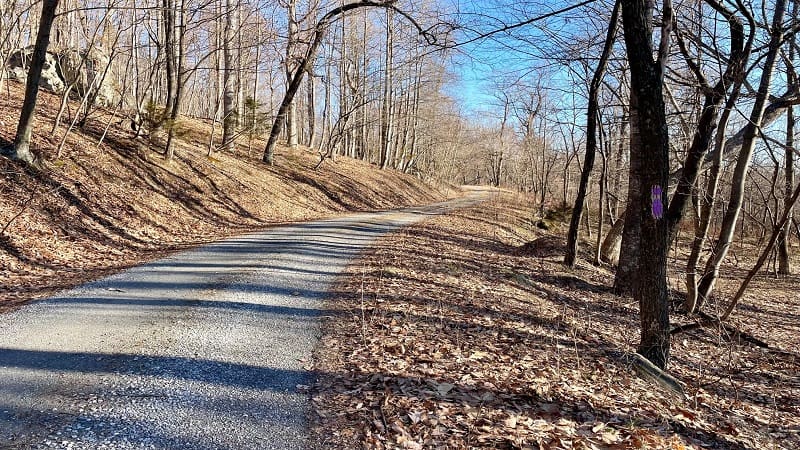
top-left (0, 191), bottom-right (488, 449)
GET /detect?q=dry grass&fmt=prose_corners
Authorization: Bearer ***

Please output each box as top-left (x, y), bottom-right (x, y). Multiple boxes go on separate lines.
top-left (313, 189), bottom-right (799, 449)
top-left (0, 80), bottom-right (453, 310)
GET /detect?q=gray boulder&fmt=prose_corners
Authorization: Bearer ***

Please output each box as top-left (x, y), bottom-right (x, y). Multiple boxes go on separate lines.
top-left (5, 46), bottom-right (65, 94)
top-left (4, 46), bottom-right (119, 107)
top-left (58, 47), bottom-right (118, 107)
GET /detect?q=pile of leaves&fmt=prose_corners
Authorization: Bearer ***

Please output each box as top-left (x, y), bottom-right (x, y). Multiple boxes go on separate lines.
top-left (313, 189), bottom-right (799, 449)
top-left (0, 81), bottom-right (451, 310)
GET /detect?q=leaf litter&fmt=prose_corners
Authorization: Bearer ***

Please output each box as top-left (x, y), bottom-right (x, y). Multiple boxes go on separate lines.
top-left (313, 189), bottom-right (799, 449)
top-left (0, 81), bottom-right (451, 311)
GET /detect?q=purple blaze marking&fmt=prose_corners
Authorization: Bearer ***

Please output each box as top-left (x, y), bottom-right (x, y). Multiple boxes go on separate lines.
top-left (651, 185), bottom-right (663, 219)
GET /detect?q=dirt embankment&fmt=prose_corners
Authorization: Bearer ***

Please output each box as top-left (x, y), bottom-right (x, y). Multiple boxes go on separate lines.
top-left (0, 81), bottom-right (454, 310)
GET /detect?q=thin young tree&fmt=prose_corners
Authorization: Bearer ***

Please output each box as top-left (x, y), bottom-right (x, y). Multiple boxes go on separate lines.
top-left (284, 0), bottom-right (300, 147)
top-left (778, 0), bottom-right (797, 275)
top-left (565, 0), bottom-right (620, 268)
top-left (379, 7), bottom-right (394, 169)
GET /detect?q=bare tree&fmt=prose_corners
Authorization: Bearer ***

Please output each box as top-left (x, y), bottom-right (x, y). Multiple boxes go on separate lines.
top-left (221, 0), bottom-right (238, 153)
top-left (619, 0), bottom-right (672, 368)
top-left (9, 0), bottom-right (59, 164)
top-left (778, 0), bottom-right (798, 275)
top-left (262, 0), bottom-right (431, 165)
top-left (284, 0), bottom-right (300, 148)
top-left (665, 0), bottom-right (753, 241)
top-left (379, 7), bottom-right (394, 169)
top-left (695, 0), bottom-right (788, 308)
top-left (565, 0), bottom-right (620, 268)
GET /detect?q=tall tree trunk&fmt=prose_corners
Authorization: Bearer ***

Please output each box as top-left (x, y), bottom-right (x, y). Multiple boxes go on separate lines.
top-left (11, 0), bottom-right (59, 164)
top-left (235, 4), bottom-right (244, 127)
top-left (162, 0), bottom-right (176, 118)
top-left (565, 0), bottom-right (620, 267)
top-left (670, 3), bottom-right (755, 314)
top-left (208, 1), bottom-right (224, 154)
top-left (613, 90), bottom-right (641, 295)
top-left (321, 43), bottom-right (333, 152)
top-left (685, 93), bottom-right (736, 312)
top-left (620, 0), bottom-right (672, 369)
top-left (778, 0), bottom-right (797, 275)
top-left (161, 0), bottom-right (180, 160)
top-left (379, 7), bottom-right (394, 169)
top-left (778, 105), bottom-right (794, 274)
top-left (696, 0), bottom-right (787, 306)
top-left (359, 7), bottom-right (368, 160)
top-left (253, 16), bottom-right (262, 109)
top-left (307, 72), bottom-right (317, 148)
top-left (595, 119), bottom-right (610, 265)
top-left (609, 109), bottom-right (628, 219)
top-left (405, 55), bottom-right (423, 173)
top-left (491, 95), bottom-right (509, 187)
top-left (285, 0), bottom-right (299, 148)
top-left (164, 0), bottom-right (186, 161)
top-left (338, 14), bottom-right (349, 158)
top-left (221, 0), bottom-right (237, 153)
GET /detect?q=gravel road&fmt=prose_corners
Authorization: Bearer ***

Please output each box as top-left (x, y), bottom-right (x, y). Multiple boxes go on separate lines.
top-left (0, 191), bottom-right (487, 450)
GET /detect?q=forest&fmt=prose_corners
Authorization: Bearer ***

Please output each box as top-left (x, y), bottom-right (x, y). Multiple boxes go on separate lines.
top-left (0, 0), bottom-right (798, 448)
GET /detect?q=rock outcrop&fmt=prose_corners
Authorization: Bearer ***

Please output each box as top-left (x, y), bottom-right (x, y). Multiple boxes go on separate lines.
top-left (5, 46), bottom-right (65, 94)
top-left (58, 47), bottom-right (118, 107)
top-left (4, 46), bottom-right (118, 106)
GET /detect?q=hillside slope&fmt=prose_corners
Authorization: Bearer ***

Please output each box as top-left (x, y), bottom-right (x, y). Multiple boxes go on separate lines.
top-left (0, 81), bottom-right (453, 310)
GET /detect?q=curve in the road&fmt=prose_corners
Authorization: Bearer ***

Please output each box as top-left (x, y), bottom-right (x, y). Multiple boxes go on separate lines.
top-left (0, 190), bottom-right (490, 450)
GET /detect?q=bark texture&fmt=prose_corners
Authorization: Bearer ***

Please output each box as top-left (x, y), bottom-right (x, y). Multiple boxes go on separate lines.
top-left (12, 0), bottom-right (60, 164)
top-left (620, 0), bottom-right (671, 369)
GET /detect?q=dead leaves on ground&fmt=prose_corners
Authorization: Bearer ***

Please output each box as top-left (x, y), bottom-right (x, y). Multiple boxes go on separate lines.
top-left (313, 191), bottom-right (799, 449)
top-left (0, 81), bottom-right (450, 310)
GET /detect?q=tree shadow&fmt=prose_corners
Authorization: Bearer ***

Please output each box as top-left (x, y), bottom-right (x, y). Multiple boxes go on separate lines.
top-left (0, 134), bottom-right (12, 156)
top-left (314, 211), bottom-right (796, 449)
top-left (0, 347), bottom-right (315, 449)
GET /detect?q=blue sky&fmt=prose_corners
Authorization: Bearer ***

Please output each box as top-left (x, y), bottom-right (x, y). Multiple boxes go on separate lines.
top-left (440, 0), bottom-right (610, 125)
top-left (446, 54), bottom-right (497, 118)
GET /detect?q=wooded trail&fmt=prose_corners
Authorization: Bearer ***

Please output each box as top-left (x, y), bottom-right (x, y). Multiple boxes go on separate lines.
top-left (0, 191), bottom-right (488, 449)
